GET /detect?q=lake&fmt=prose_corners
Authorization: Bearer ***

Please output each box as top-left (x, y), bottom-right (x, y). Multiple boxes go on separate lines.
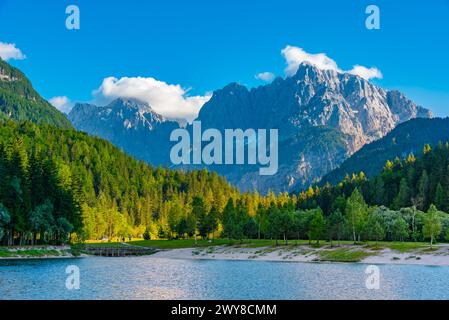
top-left (1, 257), bottom-right (448, 300)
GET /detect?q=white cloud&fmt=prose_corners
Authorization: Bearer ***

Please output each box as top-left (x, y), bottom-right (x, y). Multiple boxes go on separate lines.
top-left (281, 45), bottom-right (382, 80)
top-left (281, 46), bottom-right (341, 76)
top-left (93, 76), bottom-right (211, 122)
top-left (0, 42), bottom-right (26, 61)
top-left (255, 72), bottom-right (275, 82)
top-left (49, 96), bottom-right (73, 114)
top-left (348, 65), bottom-right (383, 80)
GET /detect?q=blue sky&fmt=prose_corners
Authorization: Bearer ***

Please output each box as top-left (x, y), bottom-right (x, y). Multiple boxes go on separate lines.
top-left (1, 0), bottom-right (449, 118)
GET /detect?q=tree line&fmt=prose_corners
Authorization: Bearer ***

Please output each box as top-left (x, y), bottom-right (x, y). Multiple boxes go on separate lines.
top-left (2, 120), bottom-right (449, 246)
top-left (0, 137), bottom-right (82, 245)
top-left (144, 142), bottom-right (449, 246)
top-left (156, 188), bottom-right (448, 248)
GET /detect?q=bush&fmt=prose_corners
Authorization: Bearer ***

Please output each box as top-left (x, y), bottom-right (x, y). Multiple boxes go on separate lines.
top-left (143, 228), bottom-right (151, 240)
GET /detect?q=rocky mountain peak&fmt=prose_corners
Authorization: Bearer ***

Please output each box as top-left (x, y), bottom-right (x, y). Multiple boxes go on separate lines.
top-left (109, 97), bottom-right (152, 112)
top-left (69, 98), bottom-right (165, 133)
top-left (192, 64), bottom-right (432, 192)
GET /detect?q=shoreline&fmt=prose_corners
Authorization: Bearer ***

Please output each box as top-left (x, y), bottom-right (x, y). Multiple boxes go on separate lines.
top-left (0, 255), bottom-right (80, 260)
top-left (2, 244), bottom-right (449, 267)
top-left (148, 245), bottom-right (449, 267)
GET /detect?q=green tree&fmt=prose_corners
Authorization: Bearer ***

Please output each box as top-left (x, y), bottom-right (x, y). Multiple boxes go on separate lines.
top-left (191, 196), bottom-right (205, 245)
top-left (293, 210), bottom-right (314, 243)
top-left (207, 206), bottom-right (219, 242)
top-left (365, 210), bottom-right (386, 245)
top-left (345, 188), bottom-right (368, 243)
top-left (0, 203), bottom-right (11, 242)
top-left (167, 202), bottom-right (183, 239)
top-left (143, 227), bottom-right (151, 240)
top-left (243, 217), bottom-right (258, 239)
top-left (198, 206), bottom-right (219, 240)
top-left (417, 170), bottom-right (430, 210)
top-left (326, 209), bottom-right (345, 246)
top-left (308, 208), bottom-right (325, 245)
top-left (222, 199), bottom-right (235, 241)
top-left (371, 222), bottom-right (385, 245)
top-left (423, 204), bottom-right (442, 248)
top-left (268, 207), bottom-right (288, 245)
top-left (391, 217), bottom-right (408, 242)
top-left (29, 200), bottom-right (54, 244)
top-left (392, 178), bottom-right (411, 209)
top-left (277, 209), bottom-right (294, 245)
top-left (434, 183), bottom-right (447, 212)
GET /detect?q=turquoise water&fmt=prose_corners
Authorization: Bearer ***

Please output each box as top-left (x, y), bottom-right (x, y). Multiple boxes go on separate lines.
top-left (0, 257), bottom-right (448, 300)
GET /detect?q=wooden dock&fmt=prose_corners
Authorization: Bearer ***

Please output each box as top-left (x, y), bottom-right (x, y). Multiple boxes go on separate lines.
top-left (82, 244), bottom-right (157, 257)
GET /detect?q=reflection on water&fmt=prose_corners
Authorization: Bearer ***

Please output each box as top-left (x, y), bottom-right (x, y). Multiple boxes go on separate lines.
top-left (0, 257), bottom-right (448, 300)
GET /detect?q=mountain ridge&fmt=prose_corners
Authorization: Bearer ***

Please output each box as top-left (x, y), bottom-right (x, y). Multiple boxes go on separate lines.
top-left (69, 97), bottom-right (178, 164)
top-left (68, 62), bottom-right (432, 193)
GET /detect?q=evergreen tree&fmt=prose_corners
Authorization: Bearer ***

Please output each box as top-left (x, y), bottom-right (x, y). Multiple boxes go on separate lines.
top-left (418, 170), bottom-right (430, 210)
top-left (392, 178), bottom-right (411, 210)
top-left (434, 183), bottom-right (447, 212)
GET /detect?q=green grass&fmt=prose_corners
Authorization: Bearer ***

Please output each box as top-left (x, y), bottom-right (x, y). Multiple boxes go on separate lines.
top-left (386, 242), bottom-right (426, 253)
top-left (130, 239), bottom-right (233, 249)
top-left (421, 247), bottom-right (440, 253)
top-left (0, 249), bottom-right (14, 257)
top-left (349, 241), bottom-right (429, 253)
top-left (128, 239), bottom-right (301, 249)
top-left (80, 242), bottom-right (131, 248)
top-left (129, 238), bottom-right (346, 249)
top-left (128, 239), bottom-right (436, 251)
top-left (18, 249), bottom-right (61, 256)
top-left (0, 248), bottom-right (67, 258)
top-left (380, 242), bottom-right (428, 253)
top-left (318, 248), bottom-right (374, 263)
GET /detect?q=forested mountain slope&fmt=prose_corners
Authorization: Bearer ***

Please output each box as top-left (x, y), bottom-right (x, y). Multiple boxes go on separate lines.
top-left (0, 121), bottom-right (238, 243)
top-left (321, 118), bottom-right (449, 185)
top-left (300, 140), bottom-right (449, 215)
top-left (0, 59), bottom-right (72, 128)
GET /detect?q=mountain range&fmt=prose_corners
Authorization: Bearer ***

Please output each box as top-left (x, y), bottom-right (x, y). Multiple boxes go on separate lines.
top-left (1, 58), bottom-right (439, 194)
top-left (69, 62), bottom-right (432, 193)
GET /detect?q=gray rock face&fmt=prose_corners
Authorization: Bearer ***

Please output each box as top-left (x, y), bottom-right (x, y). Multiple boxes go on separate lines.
top-left (68, 63), bottom-right (432, 193)
top-left (198, 62), bottom-right (431, 155)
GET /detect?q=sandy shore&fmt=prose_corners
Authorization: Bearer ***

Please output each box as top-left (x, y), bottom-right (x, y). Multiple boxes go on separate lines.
top-left (150, 245), bottom-right (449, 266)
top-left (3, 244), bottom-right (449, 266)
